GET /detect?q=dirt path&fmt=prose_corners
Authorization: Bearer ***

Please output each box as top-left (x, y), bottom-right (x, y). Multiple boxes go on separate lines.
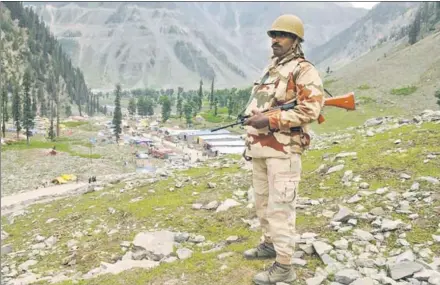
top-left (1, 182), bottom-right (87, 216)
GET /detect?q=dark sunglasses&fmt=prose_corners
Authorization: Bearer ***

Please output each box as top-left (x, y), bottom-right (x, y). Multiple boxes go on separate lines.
top-left (268, 31), bottom-right (292, 38)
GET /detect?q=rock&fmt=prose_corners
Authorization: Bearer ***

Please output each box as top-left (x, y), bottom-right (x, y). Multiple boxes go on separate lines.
top-left (395, 250), bottom-right (415, 263)
top-left (216, 199), bottom-right (241, 212)
top-left (370, 207), bottom-right (386, 216)
top-left (306, 276), bottom-right (326, 285)
top-left (388, 261), bottom-right (423, 280)
top-left (299, 244), bottom-right (314, 255)
top-left (432, 235), bottom-right (440, 243)
top-left (400, 173), bottom-right (411, 179)
top-left (131, 249), bottom-right (147, 260)
top-left (349, 277), bottom-right (374, 285)
top-left (353, 229), bottom-right (375, 241)
top-left (34, 235), bottom-right (46, 242)
top-left (410, 182), bottom-right (420, 191)
top-left (203, 201), bottom-right (219, 210)
top-left (326, 164), bottom-right (345, 174)
top-left (376, 187), bottom-right (389, 194)
top-left (226, 236), bottom-right (239, 243)
top-left (334, 269), bottom-right (361, 284)
top-left (207, 182), bottom-right (217, 188)
top-left (291, 258), bottom-right (307, 266)
top-left (189, 235), bottom-right (205, 243)
top-left (1, 244), bottom-right (13, 256)
top-left (192, 203), bottom-right (203, 210)
top-left (332, 206), bottom-right (354, 222)
top-left (413, 270), bottom-right (440, 282)
top-left (62, 253), bottom-right (76, 266)
top-left (132, 231), bottom-right (175, 257)
top-left (174, 232), bottom-right (190, 243)
top-left (98, 260), bottom-right (159, 275)
top-left (381, 219), bottom-right (403, 232)
top-left (312, 241), bottom-right (333, 256)
top-left (333, 239), bottom-right (349, 250)
top-left (364, 118), bottom-right (383, 127)
top-left (45, 218), bottom-right (58, 224)
top-left (359, 182), bottom-right (370, 189)
top-left (347, 194), bottom-right (362, 204)
top-left (44, 236), bottom-right (57, 248)
top-left (217, 252), bottom-right (234, 260)
top-left (176, 248), bottom-right (193, 260)
top-left (18, 260), bottom-right (38, 271)
top-left (417, 176), bottom-right (439, 185)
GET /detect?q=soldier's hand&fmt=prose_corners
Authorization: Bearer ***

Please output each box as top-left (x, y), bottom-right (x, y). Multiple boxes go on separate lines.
top-left (244, 109), bottom-right (269, 129)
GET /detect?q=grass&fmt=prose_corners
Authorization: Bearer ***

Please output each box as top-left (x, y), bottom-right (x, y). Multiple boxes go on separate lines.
top-left (390, 85), bottom-right (417, 96)
top-left (62, 121), bottom-right (89, 128)
top-left (324, 79), bottom-right (337, 86)
top-left (357, 84), bottom-right (371, 90)
top-left (311, 102), bottom-right (404, 134)
top-left (1, 136), bottom-right (102, 159)
top-left (2, 121), bottom-right (439, 284)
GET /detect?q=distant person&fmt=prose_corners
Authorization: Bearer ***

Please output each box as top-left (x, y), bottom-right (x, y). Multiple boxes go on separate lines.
top-left (241, 15), bottom-right (324, 284)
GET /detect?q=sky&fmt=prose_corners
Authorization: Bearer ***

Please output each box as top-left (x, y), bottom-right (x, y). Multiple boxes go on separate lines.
top-left (350, 2), bottom-right (379, 9)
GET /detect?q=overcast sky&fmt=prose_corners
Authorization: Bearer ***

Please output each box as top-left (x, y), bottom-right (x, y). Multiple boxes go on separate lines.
top-left (350, 2), bottom-right (379, 9)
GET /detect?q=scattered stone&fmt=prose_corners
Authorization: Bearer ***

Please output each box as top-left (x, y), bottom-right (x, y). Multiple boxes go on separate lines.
top-left (132, 231), bottom-right (175, 257)
top-left (176, 248), bottom-right (193, 260)
top-left (333, 239), bottom-right (349, 250)
top-left (347, 194), bottom-right (362, 204)
top-left (226, 236), bottom-right (239, 243)
top-left (192, 203), bottom-right (203, 210)
top-left (312, 241), bottom-right (333, 257)
top-left (306, 276), bottom-right (326, 285)
top-left (388, 261), bottom-right (423, 280)
top-left (326, 164), bottom-right (345, 174)
top-left (350, 277), bottom-right (374, 285)
top-left (174, 232), bottom-right (190, 243)
top-left (217, 252), bottom-right (234, 260)
top-left (1, 244), bottom-right (13, 256)
top-left (334, 269), bottom-right (361, 284)
top-left (332, 206), bottom-right (354, 222)
top-left (18, 260), bottom-right (38, 271)
top-left (291, 258), bottom-right (307, 267)
top-left (216, 199), bottom-right (241, 212)
top-left (203, 201), bottom-right (219, 210)
top-left (207, 182), bottom-right (217, 188)
top-left (353, 229), bottom-right (374, 241)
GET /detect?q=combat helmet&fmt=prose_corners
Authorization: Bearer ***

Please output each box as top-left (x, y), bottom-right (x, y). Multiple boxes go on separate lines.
top-left (267, 14), bottom-right (304, 41)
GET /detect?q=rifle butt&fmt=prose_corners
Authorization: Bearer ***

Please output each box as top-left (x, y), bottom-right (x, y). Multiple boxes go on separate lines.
top-left (324, 92), bottom-right (356, 111)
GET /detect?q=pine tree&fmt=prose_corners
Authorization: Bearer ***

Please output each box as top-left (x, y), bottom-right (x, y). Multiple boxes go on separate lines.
top-left (227, 95), bottom-right (234, 119)
top-left (12, 82), bottom-right (21, 140)
top-left (31, 87), bottom-right (37, 117)
top-left (65, 104), bottom-right (72, 117)
top-left (210, 77), bottom-right (214, 109)
top-left (22, 69), bottom-right (34, 145)
top-left (177, 97), bottom-right (183, 119)
top-left (214, 97), bottom-right (218, 116)
top-left (409, 10), bottom-right (421, 45)
top-left (1, 87), bottom-right (9, 138)
top-left (435, 89), bottom-right (440, 107)
top-left (160, 96), bottom-right (171, 123)
top-left (198, 79), bottom-right (203, 111)
top-left (145, 98), bottom-right (154, 116)
top-left (128, 97), bottom-right (137, 116)
top-left (183, 101), bottom-right (193, 126)
top-left (112, 84), bottom-right (122, 143)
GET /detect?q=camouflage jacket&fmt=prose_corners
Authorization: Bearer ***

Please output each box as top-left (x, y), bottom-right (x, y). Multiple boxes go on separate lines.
top-left (243, 51), bottom-right (324, 158)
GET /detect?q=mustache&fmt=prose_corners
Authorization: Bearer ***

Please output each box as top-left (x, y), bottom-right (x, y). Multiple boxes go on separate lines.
top-left (272, 44), bottom-right (281, 48)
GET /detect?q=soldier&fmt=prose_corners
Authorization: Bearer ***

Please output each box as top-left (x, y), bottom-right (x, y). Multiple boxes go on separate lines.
top-left (242, 14), bottom-right (325, 284)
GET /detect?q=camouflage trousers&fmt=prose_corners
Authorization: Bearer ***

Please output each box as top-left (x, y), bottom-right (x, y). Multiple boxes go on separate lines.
top-left (252, 154), bottom-right (301, 265)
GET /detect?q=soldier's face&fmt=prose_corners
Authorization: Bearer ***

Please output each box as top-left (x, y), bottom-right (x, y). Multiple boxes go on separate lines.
top-left (269, 31), bottom-right (295, 57)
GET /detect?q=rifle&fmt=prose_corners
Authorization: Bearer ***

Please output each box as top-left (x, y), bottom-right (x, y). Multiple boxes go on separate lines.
top-left (210, 91), bottom-right (356, 132)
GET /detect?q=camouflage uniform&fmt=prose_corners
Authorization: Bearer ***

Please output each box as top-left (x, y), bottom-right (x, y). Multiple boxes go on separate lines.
top-left (244, 48), bottom-right (324, 265)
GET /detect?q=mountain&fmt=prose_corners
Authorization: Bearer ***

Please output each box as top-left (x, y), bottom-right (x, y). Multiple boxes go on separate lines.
top-left (309, 2), bottom-right (440, 71)
top-left (1, 2), bottom-right (91, 118)
top-left (27, 2), bottom-right (367, 91)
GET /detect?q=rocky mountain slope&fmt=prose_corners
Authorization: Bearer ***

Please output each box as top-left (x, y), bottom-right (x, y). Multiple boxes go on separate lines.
top-left (309, 2), bottom-right (440, 70)
top-left (27, 2), bottom-right (366, 90)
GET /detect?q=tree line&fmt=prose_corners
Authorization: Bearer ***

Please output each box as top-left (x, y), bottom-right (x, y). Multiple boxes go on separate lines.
top-left (0, 2), bottom-right (105, 143)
